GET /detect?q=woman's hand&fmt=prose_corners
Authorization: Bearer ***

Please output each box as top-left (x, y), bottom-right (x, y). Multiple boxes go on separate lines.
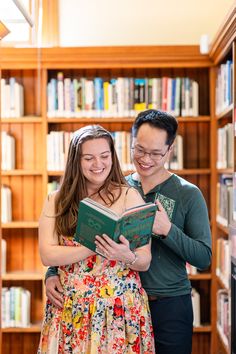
top-left (95, 234), bottom-right (136, 264)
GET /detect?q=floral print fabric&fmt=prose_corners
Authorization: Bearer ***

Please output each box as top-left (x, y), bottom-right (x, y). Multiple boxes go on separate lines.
top-left (38, 236), bottom-right (155, 354)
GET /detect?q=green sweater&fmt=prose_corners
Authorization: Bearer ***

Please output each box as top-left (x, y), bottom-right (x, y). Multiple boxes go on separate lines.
top-left (126, 173), bottom-right (212, 296)
top-left (46, 174), bottom-right (212, 297)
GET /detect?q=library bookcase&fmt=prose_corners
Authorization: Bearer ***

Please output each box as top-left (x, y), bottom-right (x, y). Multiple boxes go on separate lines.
top-left (0, 8), bottom-right (235, 349)
top-left (209, 5), bottom-right (236, 354)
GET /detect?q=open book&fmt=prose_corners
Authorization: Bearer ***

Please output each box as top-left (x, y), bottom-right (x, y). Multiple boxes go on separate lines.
top-left (75, 197), bottom-right (157, 252)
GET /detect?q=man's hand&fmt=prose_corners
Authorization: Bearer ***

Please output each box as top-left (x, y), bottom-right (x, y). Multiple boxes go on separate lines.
top-left (45, 275), bottom-right (63, 308)
top-left (153, 200), bottom-right (172, 237)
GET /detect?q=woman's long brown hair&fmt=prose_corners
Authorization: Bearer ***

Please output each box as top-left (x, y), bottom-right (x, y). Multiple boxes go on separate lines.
top-left (55, 125), bottom-right (127, 236)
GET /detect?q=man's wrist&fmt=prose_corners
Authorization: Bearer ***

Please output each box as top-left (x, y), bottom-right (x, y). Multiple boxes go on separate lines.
top-left (152, 232), bottom-right (166, 240)
top-left (45, 266), bottom-right (59, 283)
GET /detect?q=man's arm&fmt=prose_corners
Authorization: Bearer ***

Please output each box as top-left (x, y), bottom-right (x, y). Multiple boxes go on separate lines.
top-left (45, 266), bottom-right (58, 280)
top-left (153, 187), bottom-right (212, 270)
top-left (45, 266), bottom-right (63, 308)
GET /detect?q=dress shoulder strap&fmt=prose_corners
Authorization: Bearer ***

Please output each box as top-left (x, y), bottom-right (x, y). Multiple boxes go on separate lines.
top-left (123, 186), bottom-right (132, 212)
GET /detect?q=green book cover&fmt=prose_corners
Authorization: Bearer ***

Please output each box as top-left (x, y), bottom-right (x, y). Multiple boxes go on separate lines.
top-left (75, 197), bottom-right (157, 252)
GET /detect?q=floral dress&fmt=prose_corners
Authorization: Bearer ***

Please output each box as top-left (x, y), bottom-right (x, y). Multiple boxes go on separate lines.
top-left (38, 235), bottom-right (155, 354)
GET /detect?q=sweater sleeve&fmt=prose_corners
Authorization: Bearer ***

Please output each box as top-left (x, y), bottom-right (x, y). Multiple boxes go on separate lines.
top-left (162, 187), bottom-right (212, 270)
top-left (45, 266), bottom-right (59, 281)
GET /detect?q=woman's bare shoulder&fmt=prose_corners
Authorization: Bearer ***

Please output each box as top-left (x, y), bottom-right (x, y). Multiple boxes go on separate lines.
top-left (124, 186), bottom-right (144, 208)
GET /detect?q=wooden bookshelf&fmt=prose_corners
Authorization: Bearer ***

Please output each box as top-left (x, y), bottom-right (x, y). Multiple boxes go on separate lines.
top-left (0, 9), bottom-right (235, 349)
top-left (209, 5), bottom-right (236, 353)
top-left (0, 44), bottom-right (213, 354)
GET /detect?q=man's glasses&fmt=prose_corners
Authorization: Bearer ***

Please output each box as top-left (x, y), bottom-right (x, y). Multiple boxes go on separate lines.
top-left (131, 145), bottom-right (170, 161)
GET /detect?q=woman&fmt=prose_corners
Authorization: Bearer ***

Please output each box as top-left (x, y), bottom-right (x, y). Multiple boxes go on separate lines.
top-left (38, 125), bottom-right (155, 354)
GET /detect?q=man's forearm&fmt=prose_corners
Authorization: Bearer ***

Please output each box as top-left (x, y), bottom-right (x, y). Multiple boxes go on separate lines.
top-left (45, 266), bottom-right (59, 281)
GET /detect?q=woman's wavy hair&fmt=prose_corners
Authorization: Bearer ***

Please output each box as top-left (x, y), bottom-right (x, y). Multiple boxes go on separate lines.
top-left (55, 125), bottom-right (127, 236)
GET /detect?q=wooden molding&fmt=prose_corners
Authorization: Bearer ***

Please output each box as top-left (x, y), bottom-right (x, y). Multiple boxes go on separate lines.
top-left (209, 3), bottom-right (236, 64)
top-left (0, 45), bottom-right (212, 69)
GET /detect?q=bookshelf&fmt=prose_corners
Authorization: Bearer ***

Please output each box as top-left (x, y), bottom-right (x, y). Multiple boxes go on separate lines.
top-left (209, 6), bottom-right (236, 354)
top-left (0, 27), bottom-right (234, 350)
top-left (0, 50), bottom-right (45, 353)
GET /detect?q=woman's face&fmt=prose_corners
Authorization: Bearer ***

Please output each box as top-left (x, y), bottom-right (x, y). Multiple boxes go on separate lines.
top-left (81, 138), bottom-right (112, 191)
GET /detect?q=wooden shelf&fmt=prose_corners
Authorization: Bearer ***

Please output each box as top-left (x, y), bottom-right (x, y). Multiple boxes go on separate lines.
top-left (189, 273), bottom-right (212, 280)
top-left (1, 221), bottom-right (38, 229)
top-left (2, 323), bottom-right (41, 333)
top-left (178, 116), bottom-right (210, 122)
top-left (48, 168), bottom-right (211, 176)
top-left (216, 222), bottom-right (229, 235)
top-left (171, 169), bottom-right (211, 175)
top-left (216, 275), bottom-right (229, 291)
top-left (1, 116), bottom-right (43, 123)
top-left (2, 170), bottom-right (43, 176)
top-left (2, 272), bottom-right (43, 281)
top-left (193, 325), bottom-right (211, 333)
top-left (47, 116), bottom-right (211, 123)
top-left (216, 104), bottom-right (233, 120)
top-left (217, 168), bottom-right (233, 174)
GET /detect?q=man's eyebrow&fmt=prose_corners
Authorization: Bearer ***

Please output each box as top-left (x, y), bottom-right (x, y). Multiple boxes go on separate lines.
top-left (135, 143), bottom-right (162, 152)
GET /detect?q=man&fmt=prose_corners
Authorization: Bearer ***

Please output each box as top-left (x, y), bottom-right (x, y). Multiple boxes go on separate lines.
top-left (44, 109), bottom-right (212, 354)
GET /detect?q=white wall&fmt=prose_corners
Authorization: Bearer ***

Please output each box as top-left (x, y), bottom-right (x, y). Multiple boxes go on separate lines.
top-left (59, 0), bottom-right (234, 47)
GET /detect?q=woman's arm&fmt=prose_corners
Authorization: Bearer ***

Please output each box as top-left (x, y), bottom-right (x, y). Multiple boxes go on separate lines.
top-left (39, 192), bottom-right (95, 266)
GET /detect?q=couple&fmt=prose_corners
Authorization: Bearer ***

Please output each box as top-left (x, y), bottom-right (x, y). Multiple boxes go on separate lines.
top-left (38, 109), bottom-right (212, 354)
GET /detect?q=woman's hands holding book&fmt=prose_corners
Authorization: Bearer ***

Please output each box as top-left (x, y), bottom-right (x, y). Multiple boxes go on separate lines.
top-left (95, 234), bottom-right (137, 265)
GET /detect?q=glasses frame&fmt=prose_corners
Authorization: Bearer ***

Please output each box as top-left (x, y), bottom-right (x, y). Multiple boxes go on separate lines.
top-left (131, 145), bottom-right (170, 161)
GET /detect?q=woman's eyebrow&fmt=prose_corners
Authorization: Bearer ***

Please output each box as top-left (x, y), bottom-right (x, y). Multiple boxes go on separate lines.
top-left (82, 150), bottom-right (111, 156)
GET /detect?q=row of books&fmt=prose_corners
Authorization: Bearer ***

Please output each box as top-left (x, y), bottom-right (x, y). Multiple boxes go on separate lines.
top-left (1, 78), bottom-right (24, 118)
top-left (215, 60), bottom-right (233, 115)
top-left (1, 287), bottom-right (31, 328)
top-left (217, 123), bottom-right (233, 169)
top-left (47, 74), bottom-right (199, 118)
top-left (1, 129), bottom-right (184, 172)
top-left (1, 186), bottom-right (12, 223)
top-left (47, 130), bottom-right (184, 171)
top-left (217, 290), bottom-right (230, 348)
top-left (216, 238), bottom-right (230, 289)
top-left (216, 174), bottom-right (233, 227)
top-left (1, 131), bottom-right (15, 170)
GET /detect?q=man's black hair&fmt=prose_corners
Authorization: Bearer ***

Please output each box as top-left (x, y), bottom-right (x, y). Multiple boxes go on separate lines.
top-left (132, 109), bottom-right (178, 146)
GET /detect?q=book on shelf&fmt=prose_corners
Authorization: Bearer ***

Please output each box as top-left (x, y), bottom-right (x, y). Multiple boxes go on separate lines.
top-left (1, 185), bottom-right (12, 223)
top-left (1, 77), bottom-right (24, 118)
top-left (166, 134), bottom-right (183, 170)
top-left (186, 262), bottom-right (198, 275)
top-left (1, 238), bottom-right (7, 274)
top-left (217, 289), bottom-right (230, 345)
top-left (192, 288), bottom-right (201, 327)
top-left (75, 197), bottom-right (157, 253)
top-left (1, 131), bottom-right (15, 170)
top-left (1, 287), bottom-right (31, 328)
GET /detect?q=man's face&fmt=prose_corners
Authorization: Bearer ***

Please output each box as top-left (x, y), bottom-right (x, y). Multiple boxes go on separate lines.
top-left (132, 123), bottom-right (171, 178)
